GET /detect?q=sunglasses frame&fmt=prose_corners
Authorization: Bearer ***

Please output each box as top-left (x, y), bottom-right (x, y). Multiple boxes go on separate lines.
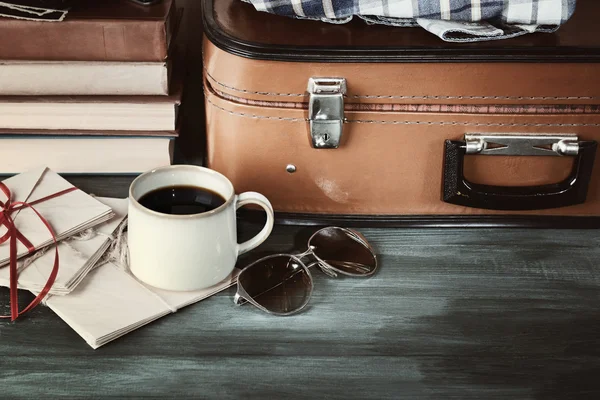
top-left (234, 226), bottom-right (378, 316)
top-left (307, 227), bottom-right (378, 278)
top-left (234, 254), bottom-right (314, 316)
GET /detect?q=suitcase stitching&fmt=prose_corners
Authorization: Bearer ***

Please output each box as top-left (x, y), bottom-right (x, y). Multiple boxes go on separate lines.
top-left (206, 96), bottom-right (600, 127)
top-left (348, 120), bottom-right (600, 126)
top-left (205, 70), bottom-right (304, 97)
top-left (212, 86), bottom-right (600, 114)
top-left (206, 96), bottom-right (307, 122)
top-left (349, 95), bottom-right (598, 100)
top-left (205, 70), bottom-right (598, 101)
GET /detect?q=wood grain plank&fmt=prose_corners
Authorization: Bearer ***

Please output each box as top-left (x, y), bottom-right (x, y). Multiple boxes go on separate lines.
top-left (1, 217), bottom-right (599, 399)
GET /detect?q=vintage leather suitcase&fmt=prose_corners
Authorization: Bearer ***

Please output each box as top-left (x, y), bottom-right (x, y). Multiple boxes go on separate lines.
top-left (201, 0), bottom-right (600, 227)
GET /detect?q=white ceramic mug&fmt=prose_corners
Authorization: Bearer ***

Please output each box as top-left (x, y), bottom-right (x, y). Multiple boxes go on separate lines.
top-left (128, 165), bottom-right (274, 291)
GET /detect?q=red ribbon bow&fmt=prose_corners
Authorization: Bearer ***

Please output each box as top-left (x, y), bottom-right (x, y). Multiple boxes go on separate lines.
top-left (0, 181), bottom-right (77, 321)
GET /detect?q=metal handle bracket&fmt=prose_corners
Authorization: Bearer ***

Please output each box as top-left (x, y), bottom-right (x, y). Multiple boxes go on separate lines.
top-left (464, 133), bottom-right (580, 156)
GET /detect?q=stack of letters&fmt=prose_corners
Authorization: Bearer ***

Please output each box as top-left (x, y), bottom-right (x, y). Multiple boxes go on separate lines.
top-left (0, 168), bottom-right (238, 349)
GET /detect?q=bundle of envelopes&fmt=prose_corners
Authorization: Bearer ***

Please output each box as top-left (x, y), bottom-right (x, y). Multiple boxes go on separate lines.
top-left (0, 196), bottom-right (128, 295)
top-left (0, 167), bottom-right (239, 349)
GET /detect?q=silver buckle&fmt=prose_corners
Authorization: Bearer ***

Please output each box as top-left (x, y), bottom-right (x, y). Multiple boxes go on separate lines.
top-left (307, 77), bottom-right (347, 149)
top-left (464, 133), bottom-right (580, 156)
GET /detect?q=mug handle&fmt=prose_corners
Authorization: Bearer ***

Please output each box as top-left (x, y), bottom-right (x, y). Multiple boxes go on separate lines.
top-left (236, 192), bottom-right (275, 256)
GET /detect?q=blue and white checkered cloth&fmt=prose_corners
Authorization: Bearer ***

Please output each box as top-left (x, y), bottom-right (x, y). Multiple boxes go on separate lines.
top-left (242, 0), bottom-right (577, 42)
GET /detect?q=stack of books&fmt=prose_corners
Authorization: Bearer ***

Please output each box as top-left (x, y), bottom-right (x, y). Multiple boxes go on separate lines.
top-left (0, 0), bottom-right (183, 179)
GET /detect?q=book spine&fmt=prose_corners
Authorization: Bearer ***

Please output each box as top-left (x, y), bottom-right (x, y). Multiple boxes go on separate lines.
top-left (0, 17), bottom-right (172, 62)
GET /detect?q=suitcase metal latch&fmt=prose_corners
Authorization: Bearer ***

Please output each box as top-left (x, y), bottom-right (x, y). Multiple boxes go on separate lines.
top-left (307, 77), bottom-right (347, 149)
top-left (464, 133), bottom-right (580, 156)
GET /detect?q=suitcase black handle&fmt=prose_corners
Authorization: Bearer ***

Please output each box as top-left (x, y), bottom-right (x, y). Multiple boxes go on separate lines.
top-left (442, 136), bottom-right (597, 211)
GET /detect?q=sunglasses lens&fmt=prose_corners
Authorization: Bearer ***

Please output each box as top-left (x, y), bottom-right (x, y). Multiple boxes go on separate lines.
top-left (309, 227), bottom-right (377, 276)
top-left (238, 255), bottom-right (312, 315)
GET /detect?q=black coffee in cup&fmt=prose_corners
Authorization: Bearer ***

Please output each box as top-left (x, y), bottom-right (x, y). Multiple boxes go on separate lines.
top-left (138, 185), bottom-right (226, 215)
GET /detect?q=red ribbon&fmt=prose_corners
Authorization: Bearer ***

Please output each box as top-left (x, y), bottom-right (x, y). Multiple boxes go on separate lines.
top-left (0, 181), bottom-right (77, 321)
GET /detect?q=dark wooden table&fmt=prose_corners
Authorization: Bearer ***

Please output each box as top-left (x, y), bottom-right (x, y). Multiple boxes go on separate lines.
top-left (1, 179), bottom-right (599, 399)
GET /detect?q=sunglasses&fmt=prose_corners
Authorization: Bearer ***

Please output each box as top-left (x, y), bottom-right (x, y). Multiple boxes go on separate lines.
top-left (233, 227), bottom-right (378, 316)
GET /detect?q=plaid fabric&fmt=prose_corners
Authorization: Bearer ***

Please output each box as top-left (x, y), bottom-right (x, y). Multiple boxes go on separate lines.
top-left (242, 0), bottom-right (576, 42)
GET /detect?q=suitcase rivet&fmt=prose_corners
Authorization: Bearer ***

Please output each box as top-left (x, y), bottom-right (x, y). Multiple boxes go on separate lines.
top-left (286, 164), bottom-right (297, 173)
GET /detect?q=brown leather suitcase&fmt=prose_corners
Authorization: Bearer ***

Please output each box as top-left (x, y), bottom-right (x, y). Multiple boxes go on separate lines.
top-left (201, 0), bottom-right (600, 227)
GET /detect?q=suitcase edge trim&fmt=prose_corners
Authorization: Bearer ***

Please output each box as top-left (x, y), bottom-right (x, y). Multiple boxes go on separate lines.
top-left (202, 0), bottom-right (600, 64)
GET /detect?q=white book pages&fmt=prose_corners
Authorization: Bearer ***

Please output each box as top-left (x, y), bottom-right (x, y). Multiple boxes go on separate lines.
top-left (0, 102), bottom-right (177, 131)
top-left (0, 137), bottom-right (172, 175)
top-left (0, 61), bottom-right (169, 96)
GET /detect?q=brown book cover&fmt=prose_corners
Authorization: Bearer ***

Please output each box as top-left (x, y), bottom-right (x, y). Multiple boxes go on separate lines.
top-left (0, 0), bottom-right (177, 61)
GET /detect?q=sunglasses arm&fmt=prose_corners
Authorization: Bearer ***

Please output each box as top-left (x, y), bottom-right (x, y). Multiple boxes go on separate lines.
top-left (233, 292), bottom-right (248, 306)
top-left (297, 247), bottom-right (339, 277)
top-left (306, 261), bottom-right (338, 278)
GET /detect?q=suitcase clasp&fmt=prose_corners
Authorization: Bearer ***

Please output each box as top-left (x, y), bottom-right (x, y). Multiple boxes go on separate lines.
top-left (307, 77), bottom-right (347, 149)
top-left (464, 133), bottom-right (580, 156)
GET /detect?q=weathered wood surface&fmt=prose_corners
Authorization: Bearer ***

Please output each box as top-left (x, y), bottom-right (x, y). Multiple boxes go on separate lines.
top-left (0, 179), bottom-right (599, 399)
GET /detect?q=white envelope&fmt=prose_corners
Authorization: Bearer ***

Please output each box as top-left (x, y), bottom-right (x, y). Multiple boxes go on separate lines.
top-left (41, 261), bottom-right (240, 349)
top-left (0, 197), bottom-right (128, 295)
top-left (0, 167), bottom-right (114, 266)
